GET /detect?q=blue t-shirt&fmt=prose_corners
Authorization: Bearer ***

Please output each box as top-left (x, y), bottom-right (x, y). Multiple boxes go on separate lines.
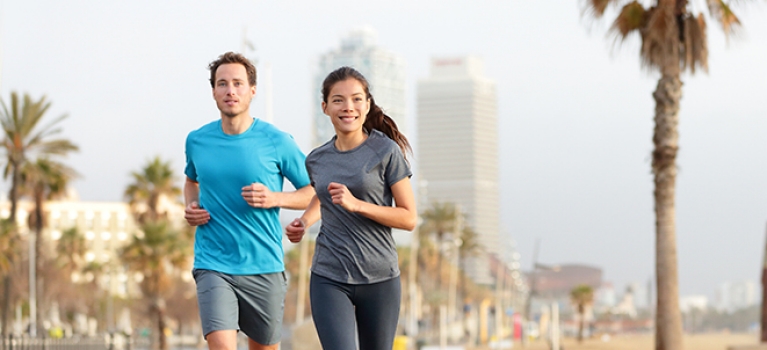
top-left (185, 118), bottom-right (310, 275)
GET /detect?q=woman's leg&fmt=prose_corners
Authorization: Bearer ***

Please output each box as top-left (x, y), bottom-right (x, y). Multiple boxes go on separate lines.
top-left (354, 277), bottom-right (401, 350)
top-left (310, 274), bottom-right (357, 350)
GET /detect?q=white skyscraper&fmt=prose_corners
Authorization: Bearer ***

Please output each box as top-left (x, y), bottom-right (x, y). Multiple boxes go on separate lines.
top-left (312, 27), bottom-right (406, 148)
top-left (417, 56), bottom-right (500, 285)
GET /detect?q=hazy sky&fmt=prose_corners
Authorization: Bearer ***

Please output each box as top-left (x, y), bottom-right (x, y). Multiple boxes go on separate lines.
top-left (1, 1), bottom-right (766, 301)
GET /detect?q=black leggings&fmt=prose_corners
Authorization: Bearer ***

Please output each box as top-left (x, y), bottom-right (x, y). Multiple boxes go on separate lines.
top-left (310, 273), bottom-right (401, 350)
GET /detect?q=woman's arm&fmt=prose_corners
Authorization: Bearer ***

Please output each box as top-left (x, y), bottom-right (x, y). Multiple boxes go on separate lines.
top-left (285, 195), bottom-right (322, 243)
top-left (328, 177), bottom-right (417, 231)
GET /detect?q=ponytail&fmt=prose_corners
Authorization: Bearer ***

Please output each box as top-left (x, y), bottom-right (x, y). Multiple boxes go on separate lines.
top-left (364, 96), bottom-right (412, 160)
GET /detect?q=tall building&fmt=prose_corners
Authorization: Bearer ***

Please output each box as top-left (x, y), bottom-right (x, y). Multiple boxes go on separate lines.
top-left (417, 56), bottom-right (500, 285)
top-left (312, 27), bottom-right (406, 147)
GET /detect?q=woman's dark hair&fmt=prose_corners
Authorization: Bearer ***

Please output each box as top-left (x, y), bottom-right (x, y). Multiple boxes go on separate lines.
top-left (321, 66), bottom-right (412, 159)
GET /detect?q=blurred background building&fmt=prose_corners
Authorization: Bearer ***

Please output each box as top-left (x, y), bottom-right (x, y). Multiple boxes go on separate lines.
top-left (312, 27), bottom-right (406, 148)
top-left (417, 56), bottom-right (500, 285)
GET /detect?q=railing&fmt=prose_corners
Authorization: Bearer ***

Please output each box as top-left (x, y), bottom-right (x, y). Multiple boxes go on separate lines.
top-left (0, 333), bottom-right (150, 350)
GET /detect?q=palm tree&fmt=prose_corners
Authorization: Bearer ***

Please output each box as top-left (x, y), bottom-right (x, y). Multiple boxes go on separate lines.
top-left (457, 226), bottom-right (483, 305)
top-left (20, 158), bottom-right (78, 329)
top-left (420, 201), bottom-right (461, 289)
top-left (570, 284), bottom-right (594, 343)
top-left (124, 157), bottom-right (182, 225)
top-left (0, 218), bottom-right (19, 342)
top-left (0, 92), bottom-right (77, 225)
top-left (54, 227), bottom-right (89, 318)
top-left (580, 1), bottom-right (753, 348)
top-left (121, 220), bottom-right (191, 350)
top-left (56, 227), bottom-right (86, 274)
top-left (0, 92), bottom-right (77, 339)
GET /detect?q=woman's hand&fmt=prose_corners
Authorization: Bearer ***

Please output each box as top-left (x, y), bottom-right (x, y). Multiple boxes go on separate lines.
top-left (328, 182), bottom-right (362, 213)
top-left (285, 218), bottom-right (306, 243)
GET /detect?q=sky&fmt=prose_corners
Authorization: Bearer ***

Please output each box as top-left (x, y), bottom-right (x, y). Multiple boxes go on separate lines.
top-left (1, 0), bottom-right (766, 302)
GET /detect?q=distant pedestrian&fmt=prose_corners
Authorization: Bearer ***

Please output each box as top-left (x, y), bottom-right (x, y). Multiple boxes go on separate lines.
top-left (285, 66), bottom-right (417, 350)
top-left (185, 51), bottom-right (313, 350)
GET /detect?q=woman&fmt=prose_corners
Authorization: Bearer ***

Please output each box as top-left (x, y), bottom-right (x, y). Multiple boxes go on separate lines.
top-left (285, 66), bottom-right (417, 350)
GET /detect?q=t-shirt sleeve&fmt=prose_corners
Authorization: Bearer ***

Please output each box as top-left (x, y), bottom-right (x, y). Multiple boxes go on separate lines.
top-left (184, 134), bottom-right (197, 181)
top-left (277, 133), bottom-right (311, 189)
top-left (385, 144), bottom-right (411, 187)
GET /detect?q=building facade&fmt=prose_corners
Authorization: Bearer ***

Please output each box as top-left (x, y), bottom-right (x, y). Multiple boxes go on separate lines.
top-left (312, 27), bottom-right (406, 147)
top-left (417, 56), bottom-right (500, 285)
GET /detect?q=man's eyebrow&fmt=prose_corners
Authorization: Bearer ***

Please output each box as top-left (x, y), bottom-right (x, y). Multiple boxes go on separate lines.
top-left (216, 78), bottom-right (246, 83)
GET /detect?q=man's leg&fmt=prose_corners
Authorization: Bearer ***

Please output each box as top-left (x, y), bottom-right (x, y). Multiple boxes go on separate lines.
top-left (193, 270), bottom-right (240, 350)
top-left (236, 272), bottom-right (287, 349)
top-left (247, 337), bottom-right (279, 350)
top-left (206, 330), bottom-right (238, 350)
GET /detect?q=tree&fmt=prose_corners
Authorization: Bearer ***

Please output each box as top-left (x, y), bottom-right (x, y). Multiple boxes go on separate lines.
top-left (0, 218), bottom-right (20, 342)
top-left (580, 1), bottom-right (753, 349)
top-left (56, 227), bottom-right (86, 274)
top-left (570, 284), bottom-right (594, 343)
top-left (0, 92), bottom-right (77, 225)
top-left (0, 91), bottom-right (77, 338)
top-left (420, 201), bottom-right (461, 289)
top-left (121, 220), bottom-right (191, 350)
top-left (124, 156), bottom-right (182, 224)
top-left (457, 226), bottom-right (483, 303)
top-left (20, 157), bottom-right (78, 329)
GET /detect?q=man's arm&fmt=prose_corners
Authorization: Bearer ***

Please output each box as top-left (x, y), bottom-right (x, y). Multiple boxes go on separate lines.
top-left (241, 183), bottom-right (315, 210)
top-left (184, 177), bottom-right (210, 226)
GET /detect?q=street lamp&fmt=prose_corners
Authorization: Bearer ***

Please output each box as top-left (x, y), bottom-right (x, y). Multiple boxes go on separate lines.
top-left (523, 260), bottom-right (560, 346)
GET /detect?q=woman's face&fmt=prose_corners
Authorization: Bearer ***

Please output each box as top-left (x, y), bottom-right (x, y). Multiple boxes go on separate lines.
top-left (322, 78), bottom-right (370, 136)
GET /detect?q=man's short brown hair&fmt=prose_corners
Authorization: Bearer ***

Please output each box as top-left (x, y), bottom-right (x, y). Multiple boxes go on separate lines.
top-left (208, 52), bottom-right (257, 88)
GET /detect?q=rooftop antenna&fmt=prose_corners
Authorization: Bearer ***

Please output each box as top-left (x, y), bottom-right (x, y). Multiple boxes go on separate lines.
top-left (241, 28), bottom-right (272, 123)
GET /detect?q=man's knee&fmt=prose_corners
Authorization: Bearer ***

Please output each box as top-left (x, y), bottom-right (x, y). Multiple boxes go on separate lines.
top-left (205, 330), bottom-right (238, 350)
top-left (248, 338), bottom-right (279, 350)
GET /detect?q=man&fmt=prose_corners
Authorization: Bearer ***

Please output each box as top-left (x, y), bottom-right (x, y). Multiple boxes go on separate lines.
top-left (184, 51), bottom-right (313, 350)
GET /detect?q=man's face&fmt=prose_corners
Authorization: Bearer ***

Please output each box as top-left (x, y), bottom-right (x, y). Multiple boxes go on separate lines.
top-left (213, 63), bottom-right (256, 118)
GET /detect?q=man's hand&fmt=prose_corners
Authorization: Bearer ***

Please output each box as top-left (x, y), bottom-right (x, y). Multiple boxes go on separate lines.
top-left (285, 218), bottom-right (306, 243)
top-left (242, 183), bottom-right (279, 208)
top-left (184, 201), bottom-right (210, 226)
top-left (328, 182), bottom-right (361, 213)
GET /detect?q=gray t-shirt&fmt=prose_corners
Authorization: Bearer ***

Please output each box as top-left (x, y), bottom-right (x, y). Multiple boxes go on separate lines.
top-left (306, 129), bottom-right (412, 284)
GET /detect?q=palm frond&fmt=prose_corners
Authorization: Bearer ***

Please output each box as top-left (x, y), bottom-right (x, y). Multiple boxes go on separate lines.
top-left (681, 14), bottom-right (709, 74)
top-left (610, 1), bottom-right (647, 39)
top-left (581, 0), bottom-right (622, 19)
top-left (707, 0), bottom-right (742, 36)
top-left (639, 5), bottom-right (677, 72)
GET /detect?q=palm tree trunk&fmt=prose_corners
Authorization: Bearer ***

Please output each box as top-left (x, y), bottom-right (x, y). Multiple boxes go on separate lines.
top-left (760, 222), bottom-right (767, 342)
top-left (154, 298), bottom-right (168, 350)
top-left (33, 193), bottom-right (44, 337)
top-left (1, 274), bottom-right (9, 344)
top-left (578, 307), bottom-right (585, 343)
top-left (652, 74), bottom-right (684, 350)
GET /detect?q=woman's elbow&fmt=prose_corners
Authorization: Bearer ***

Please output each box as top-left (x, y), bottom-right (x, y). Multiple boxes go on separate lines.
top-left (402, 212), bottom-right (418, 231)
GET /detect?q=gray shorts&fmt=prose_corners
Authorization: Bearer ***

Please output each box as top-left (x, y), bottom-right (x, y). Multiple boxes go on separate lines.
top-left (192, 269), bottom-right (287, 345)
